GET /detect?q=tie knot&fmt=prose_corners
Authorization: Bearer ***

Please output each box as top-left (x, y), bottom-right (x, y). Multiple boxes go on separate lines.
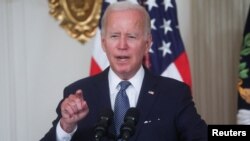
top-left (119, 81), bottom-right (131, 91)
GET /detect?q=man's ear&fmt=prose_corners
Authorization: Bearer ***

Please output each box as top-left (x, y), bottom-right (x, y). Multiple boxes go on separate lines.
top-left (101, 37), bottom-right (106, 52)
top-left (145, 34), bottom-right (152, 53)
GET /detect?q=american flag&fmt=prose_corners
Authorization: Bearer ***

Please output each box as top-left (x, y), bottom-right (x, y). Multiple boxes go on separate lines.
top-left (90, 0), bottom-right (192, 87)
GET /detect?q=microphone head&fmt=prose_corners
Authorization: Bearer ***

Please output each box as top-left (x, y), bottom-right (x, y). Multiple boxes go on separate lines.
top-left (99, 108), bottom-right (114, 122)
top-left (93, 109), bottom-right (113, 141)
top-left (124, 107), bottom-right (140, 124)
top-left (120, 108), bottom-right (140, 140)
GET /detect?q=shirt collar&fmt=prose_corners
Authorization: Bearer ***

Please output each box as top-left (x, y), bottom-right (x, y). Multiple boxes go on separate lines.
top-left (108, 66), bottom-right (145, 92)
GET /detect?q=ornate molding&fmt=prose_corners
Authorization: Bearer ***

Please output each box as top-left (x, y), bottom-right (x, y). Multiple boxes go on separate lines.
top-left (48, 0), bottom-right (102, 44)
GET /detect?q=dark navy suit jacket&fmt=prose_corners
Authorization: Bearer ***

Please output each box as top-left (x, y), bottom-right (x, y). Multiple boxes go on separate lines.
top-left (41, 67), bottom-right (207, 141)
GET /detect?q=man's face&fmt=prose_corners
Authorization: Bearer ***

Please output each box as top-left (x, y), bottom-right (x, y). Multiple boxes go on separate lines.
top-left (101, 9), bottom-right (151, 79)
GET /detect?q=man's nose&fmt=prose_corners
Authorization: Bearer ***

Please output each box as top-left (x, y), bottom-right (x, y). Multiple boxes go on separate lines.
top-left (118, 37), bottom-right (128, 50)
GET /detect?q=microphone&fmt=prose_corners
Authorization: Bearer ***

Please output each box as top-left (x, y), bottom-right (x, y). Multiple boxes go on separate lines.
top-left (93, 109), bottom-right (113, 141)
top-left (119, 108), bottom-right (140, 141)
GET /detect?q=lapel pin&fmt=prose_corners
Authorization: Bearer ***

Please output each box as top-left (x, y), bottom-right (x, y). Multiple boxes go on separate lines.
top-left (148, 90), bottom-right (154, 95)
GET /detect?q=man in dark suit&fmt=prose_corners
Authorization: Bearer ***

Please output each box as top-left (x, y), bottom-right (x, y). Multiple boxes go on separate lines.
top-left (41, 1), bottom-right (207, 141)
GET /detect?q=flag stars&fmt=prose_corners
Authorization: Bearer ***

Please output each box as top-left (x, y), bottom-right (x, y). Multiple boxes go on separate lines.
top-left (151, 19), bottom-right (157, 30)
top-left (145, 0), bottom-right (158, 11)
top-left (127, 0), bottom-right (139, 4)
top-left (148, 42), bottom-right (154, 53)
top-left (161, 19), bottom-right (172, 34)
top-left (158, 41), bottom-right (171, 57)
top-left (149, 46), bottom-right (154, 54)
top-left (163, 0), bottom-right (173, 11)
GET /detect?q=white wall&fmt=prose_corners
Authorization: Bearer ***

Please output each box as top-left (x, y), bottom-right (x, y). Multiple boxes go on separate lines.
top-left (1, 0), bottom-right (250, 141)
top-left (0, 0), bottom-right (92, 140)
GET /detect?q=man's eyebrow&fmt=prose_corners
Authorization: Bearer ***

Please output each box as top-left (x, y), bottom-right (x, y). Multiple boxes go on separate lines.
top-left (108, 32), bottom-right (120, 35)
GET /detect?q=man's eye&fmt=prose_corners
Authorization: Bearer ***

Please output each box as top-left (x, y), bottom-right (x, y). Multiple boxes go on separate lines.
top-left (111, 35), bottom-right (118, 38)
top-left (128, 36), bottom-right (136, 39)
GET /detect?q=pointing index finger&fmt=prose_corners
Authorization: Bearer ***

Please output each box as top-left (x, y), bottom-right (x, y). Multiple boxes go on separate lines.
top-left (75, 89), bottom-right (84, 100)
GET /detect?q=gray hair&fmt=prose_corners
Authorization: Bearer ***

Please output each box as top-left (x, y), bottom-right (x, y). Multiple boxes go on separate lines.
top-left (101, 1), bottom-right (151, 37)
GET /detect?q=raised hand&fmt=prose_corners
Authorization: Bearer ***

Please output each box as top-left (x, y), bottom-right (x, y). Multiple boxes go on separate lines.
top-left (60, 89), bottom-right (89, 133)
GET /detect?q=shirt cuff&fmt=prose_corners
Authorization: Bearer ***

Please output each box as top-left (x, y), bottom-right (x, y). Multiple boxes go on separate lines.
top-left (237, 109), bottom-right (250, 125)
top-left (56, 120), bottom-right (77, 141)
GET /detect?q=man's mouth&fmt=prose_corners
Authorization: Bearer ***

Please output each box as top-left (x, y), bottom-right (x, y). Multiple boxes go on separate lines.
top-left (116, 56), bottom-right (129, 62)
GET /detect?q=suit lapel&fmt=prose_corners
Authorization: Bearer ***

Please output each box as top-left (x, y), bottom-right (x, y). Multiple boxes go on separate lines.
top-left (94, 68), bottom-right (112, 110)
top-left (132, 69), bottom-right (159, 140)
top-left (92, 68), bottom-right (117, 137)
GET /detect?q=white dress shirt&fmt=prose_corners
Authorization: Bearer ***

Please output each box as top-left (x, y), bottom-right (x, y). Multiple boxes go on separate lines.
top-left (237, 109), bottom-right (250, 124)
top-left (108, 66), bottom-right (144, 110)
top-left (56, 66), bottom-right (145, 141)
